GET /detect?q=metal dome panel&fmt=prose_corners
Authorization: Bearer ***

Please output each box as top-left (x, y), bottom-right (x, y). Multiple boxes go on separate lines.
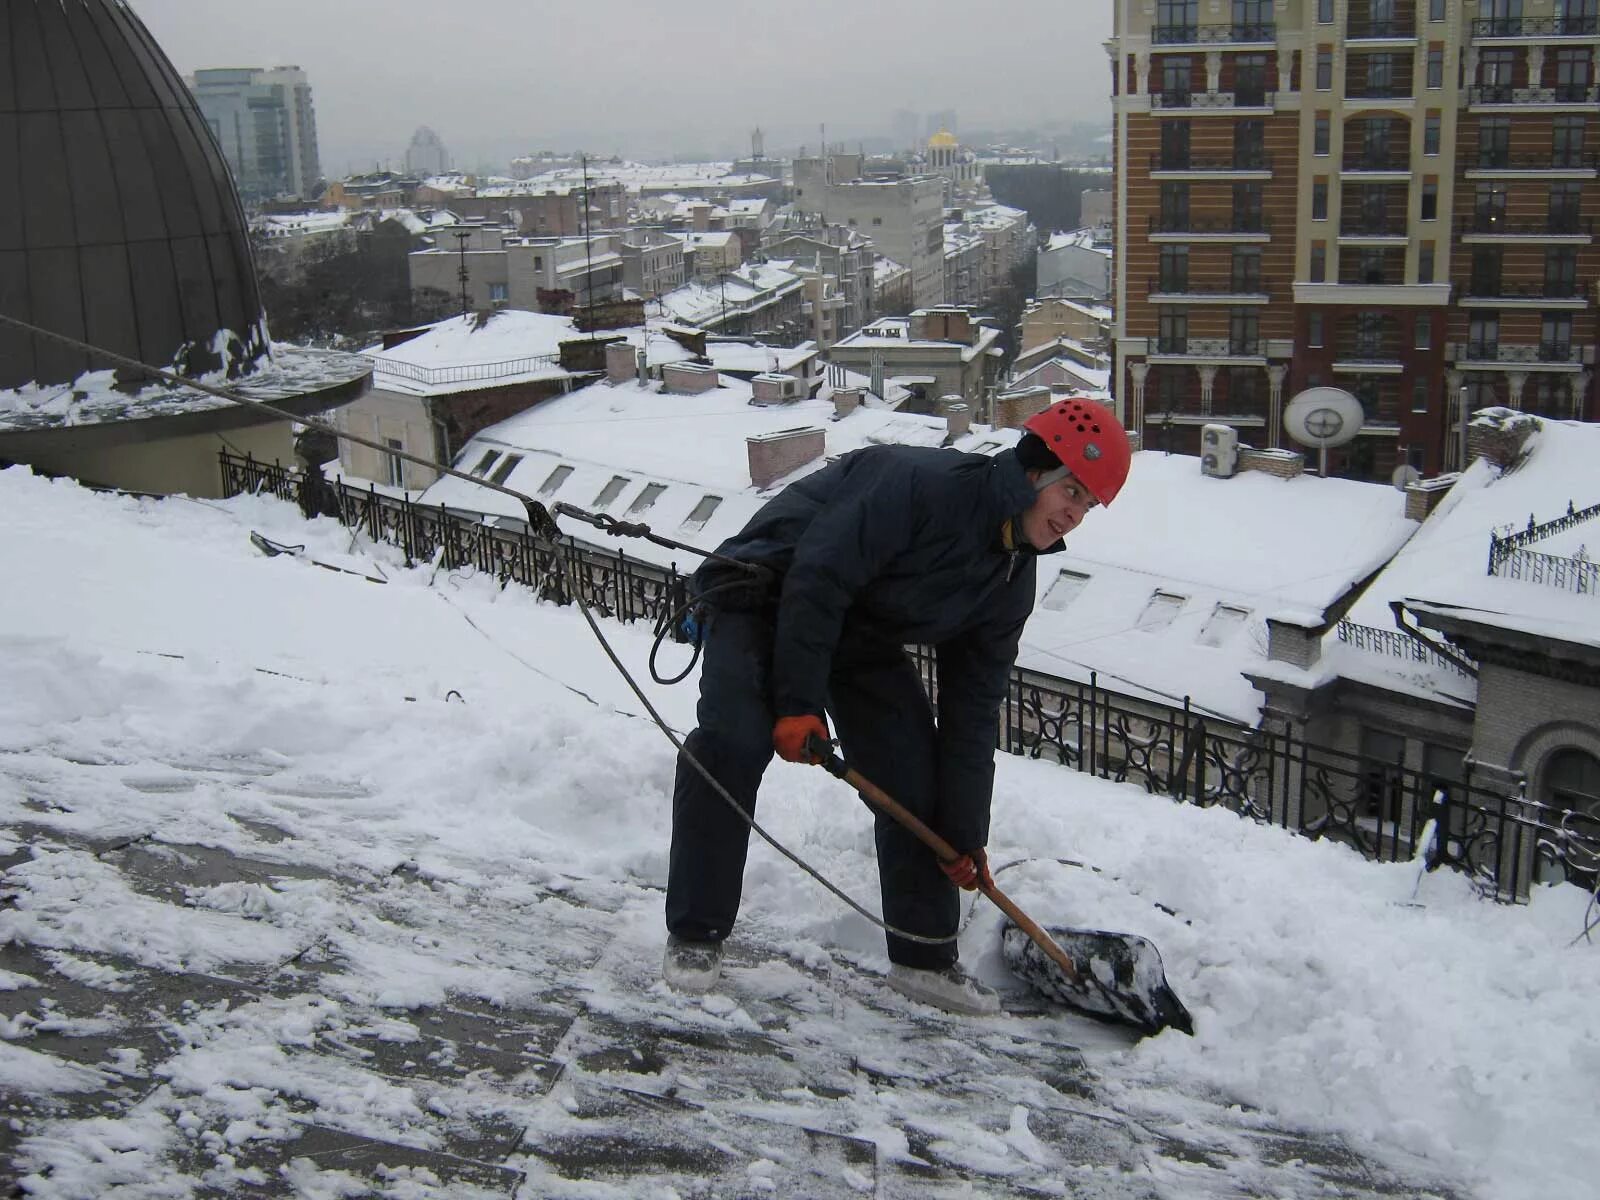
top-left (0, 0), bottom-right (267, 392)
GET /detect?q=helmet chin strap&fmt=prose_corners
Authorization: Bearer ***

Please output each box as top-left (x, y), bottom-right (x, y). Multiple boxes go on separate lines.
top-left (1032, 465), bottom-right (1072, 492)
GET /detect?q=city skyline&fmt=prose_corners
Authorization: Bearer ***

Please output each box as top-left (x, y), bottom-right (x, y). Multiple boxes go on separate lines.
top-left (128, 0), bottom-right (1114, 173)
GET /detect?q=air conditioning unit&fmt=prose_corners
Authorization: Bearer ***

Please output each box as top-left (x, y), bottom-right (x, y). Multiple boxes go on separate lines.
top-left (1201, 423), bottom-right (1239, 478)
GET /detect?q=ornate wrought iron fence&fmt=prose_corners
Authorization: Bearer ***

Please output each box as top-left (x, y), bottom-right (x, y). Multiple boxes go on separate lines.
top-left (1492, 546), bottom-right (1597, 598)
top-left (1336, 618), bottom-right (1478, 675)
top-left (222, 451), bottom-right (1598, 904)
top-left (1489, 498), bottom-right (1600, 569)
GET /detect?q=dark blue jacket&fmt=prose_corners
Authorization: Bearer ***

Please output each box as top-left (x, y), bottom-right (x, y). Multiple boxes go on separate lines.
top-left (694, 443), bottom-right (1055, 849)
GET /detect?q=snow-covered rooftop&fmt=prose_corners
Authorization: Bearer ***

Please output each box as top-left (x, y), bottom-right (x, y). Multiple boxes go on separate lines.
top-left (360, 311), bottom-right (587, 398)
top-left (1019, 453), bottom-right (1418, 721)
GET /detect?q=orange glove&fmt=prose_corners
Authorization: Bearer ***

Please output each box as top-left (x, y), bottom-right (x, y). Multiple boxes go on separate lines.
top-left (773, 714), bottom-right (829, 764)
top-left (941, 848), bottom-right (993, 891)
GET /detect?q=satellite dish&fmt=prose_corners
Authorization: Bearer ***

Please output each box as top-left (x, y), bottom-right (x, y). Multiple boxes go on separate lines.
top-left (1283, 387), bottom-right (1365, 450)
top-left (1392, 464), bottom-right (1422, 491)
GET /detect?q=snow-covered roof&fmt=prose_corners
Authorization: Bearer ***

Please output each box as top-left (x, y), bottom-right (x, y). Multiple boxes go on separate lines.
top-left (360, 311), bottom-right (585, 397)
top-left (834, 319), bottom-right (1001, 362)
top-left (1044, 227), bottom-right (1112, 256)
top-left (1020, 453), bottom-right (1418, 722)
top-left (1332, 414), bottom-right (1600, 688)
top-left (251, 211), bottom-right (354, 238)
top-left (1009, 356), bottom-right (1112, 395)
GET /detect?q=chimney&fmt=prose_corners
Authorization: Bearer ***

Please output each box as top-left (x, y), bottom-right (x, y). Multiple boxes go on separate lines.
top-left (1236, 447), bottom-right (1305, 479)
top-left (605, 340), bottom-right (637, 384)
top-left (1265, 614), bottom-right (1323, 670)
top-left (751, 372), bottom-right (802, 405)
top-left (943, 401), bottom-right (971, 441)
top-left (747, 426), bottom-right (826, 489)
top-left (992, 385), bottom-right (1052, 429)
top-left (661, 362), bottom-right (720, 394)
top-left (692, 203), bottom-right (712, 232)
top-left (832, 386), bottom-right (865, 419)
top-left (1466, 408), bottom-right (1541, 471)
top-left (909, 309), bottom-right (935, 340)
top-left (941, 307), bottom-right (972, 345)
top-left (1405, 474), bottom-right (1460, 522)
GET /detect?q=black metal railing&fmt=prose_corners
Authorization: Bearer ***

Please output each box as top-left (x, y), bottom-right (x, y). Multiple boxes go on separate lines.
top-left (1459, 216), bottom-right (1594, 236)
top-left (1347, 18), bottom-right (1416, 38)
top-left (1464, 279), bottom-right (1584, 300)
top-left (1472, 151), bottom-right (1600, 172)
top-left (221, 451), bottom-right (1600, 904)
top-left (1341, 152), bottom-right (1411, 171)
top-left (1472, 14), bottom-right (1600, 36)
top-left (1346, 82), bottom-right (1415, 99)
top-left (1147, 276), bottom-right (1268, 296)
top-left (1149, 153), bottom-right (1274, 172)
top-left (1152, 21), bottom-right (1276, 43)
top-left (1148, 214), bottom-right (1272, 235)
top-left (1492, 546), bottom-right (1599, 596)
top-left (1467, 83), bottom-right (1516, 104)
top-left (1489, 498), bottom-right (1600, 569)
top-left (1337, 619), bottom-right (1476, 677)
top-left (1339, 216), bottom-right (1407, 236)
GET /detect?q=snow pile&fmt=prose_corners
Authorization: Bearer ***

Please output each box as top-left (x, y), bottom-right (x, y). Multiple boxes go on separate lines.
top-left (2, 466), bottom-right (1598, 1198)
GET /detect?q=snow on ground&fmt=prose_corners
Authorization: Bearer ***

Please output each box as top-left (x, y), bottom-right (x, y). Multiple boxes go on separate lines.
top-left (3, 466), bottom-right (1599, 1198)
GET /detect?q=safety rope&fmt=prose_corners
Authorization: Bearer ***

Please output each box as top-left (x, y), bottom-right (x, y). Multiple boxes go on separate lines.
top-left (0, 313), bottom-right (957, 945)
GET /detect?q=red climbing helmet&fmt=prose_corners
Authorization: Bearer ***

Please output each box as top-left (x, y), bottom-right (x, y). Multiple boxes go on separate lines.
top-left (1022, 398), bottom-right (1133, 507)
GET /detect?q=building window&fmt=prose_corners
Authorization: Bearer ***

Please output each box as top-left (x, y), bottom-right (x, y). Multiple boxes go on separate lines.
top-left (1311, 179), bottom-right (1328, 220)
top-left (1554, 47), bottom-right (1593, 101)
top-left (1158, 307), bottom-right (1188, 353)
top-left (682, 494), bottom-right (723, 532)
top-left (1426, 47), bottom-right (1444, 89)
top-left (1314, 114), bottom-right (1330, 155)
top-left (1228, 367), bottom-right (1263, 417)
top-left (1162, 55), bottom-right (1193, 102)
top-left (1315, 48), bottom-right (1333, 90)
top-left (1231, 245), bottom-right (1262, 293)
top-left (1160, 181), bottom-right (1190, 228)
top-left (1546, 246), bottom-right (1579, 297)
top-left (1230, 307), bottom-right (1259, 355)
top-left (1428, 0), bottom-right (1445, 19)
top-left (385, 438), bottom-right (404, 489)
top-left (1234, 119), bottom-right (1266, 168)
top-left (1424, 113), bottom-right (1441, 156)
top-left (1412, 378), bottom-right (1430, 413)
top-left (1414, 313), bottom-right (1433, 350)
top-left (1310, 242), bottom-right (1326, 282)
top-left (592, 474), bottom-right (631, 508)
top-left (1553, 116), bottom-right (1587, 168)
top-left (488, 282), bottom-right (508, 303)
top-left (1357, 248), bottom-right (1386, 284)
top-left (872, 216), bottom-right (883, 226)
top-left (533, 256), bottom-right (543, 269)
top-left (488, 453), bottom-right (522, 486)
top-left (1233, 181), bottom-right (1264, 229)
top-left (1318, 0), bottom-right (1333, 20)
top-left (469, 449), bottom-right (501, 477)
top-left (1550, 181), bottom-right (1583, 233)
top-left (1468, 313), bottom-right (1499, 358)
top-left (1543, 313), bottom-right (1574, 359)
top-left (1235, 54), bottom-right (1270, 105)
top-left (1159, 244), bottom-right (1190, 290)
top-left (626, 482), bottom-right (668, 515)
top-left (1308, 311), bottom-right (1325, 347)
top-left (1161, 120), bottom-right (1192, 168)
top-left (1545, 749), bottom-right (1600, 827)
top-left (538, 464), bottom-right (574, 495)
top-left (1420, 180), bottom-right (1438, 221)
top-left (1474, 182), bottom-right (1507, 227)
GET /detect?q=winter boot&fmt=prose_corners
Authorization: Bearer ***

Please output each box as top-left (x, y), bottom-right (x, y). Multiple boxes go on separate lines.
top-left (886, 962), bottom-right (1001, 1016)
top-left (663, 935), bottom-right (724, 994)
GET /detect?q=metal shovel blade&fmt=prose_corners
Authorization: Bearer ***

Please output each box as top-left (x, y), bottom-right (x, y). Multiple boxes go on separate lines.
top-left (1002, 922), bottom-right (1194, 1037)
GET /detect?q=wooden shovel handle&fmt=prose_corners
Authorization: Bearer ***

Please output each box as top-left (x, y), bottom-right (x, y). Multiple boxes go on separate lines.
top-left (809, 737), bottom-right (1083, 986)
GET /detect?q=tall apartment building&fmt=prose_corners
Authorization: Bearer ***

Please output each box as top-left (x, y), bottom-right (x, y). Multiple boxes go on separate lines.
top-left (189, 66), bottom-right (321, 202)
top-left (793, 155), bottom-right (948, 307)
top-left (1110, 0), bottom-right (1597, 480)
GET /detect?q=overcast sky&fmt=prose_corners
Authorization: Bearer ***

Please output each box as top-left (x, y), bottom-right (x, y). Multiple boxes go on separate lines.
top-left (129, 0), bottom-right (1113, 173)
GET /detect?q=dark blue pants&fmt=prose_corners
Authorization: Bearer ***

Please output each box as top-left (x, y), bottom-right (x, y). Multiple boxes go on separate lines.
top-left (665, 608), bottom-right (959, 968)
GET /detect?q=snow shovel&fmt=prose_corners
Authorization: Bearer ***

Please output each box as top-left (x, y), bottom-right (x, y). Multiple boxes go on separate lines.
top-left (808, 738), bottom-right (1193, 1037)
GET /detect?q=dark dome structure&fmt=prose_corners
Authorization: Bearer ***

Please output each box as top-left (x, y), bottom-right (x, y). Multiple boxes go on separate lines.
top-left (0, 0), bottom-right (268, 392)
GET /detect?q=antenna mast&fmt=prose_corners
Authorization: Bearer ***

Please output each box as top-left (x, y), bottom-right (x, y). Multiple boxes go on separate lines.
top-left (581, 154), bottom-right (596, 333)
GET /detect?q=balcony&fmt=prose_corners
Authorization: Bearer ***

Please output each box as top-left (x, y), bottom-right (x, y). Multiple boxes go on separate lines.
top-left (1469, 15), bottom-right (1600, 37)
top-left (1468, 83), bottom-right (1600, 107)
top-left (1340, 152), bottom-right (1411, 176)
top-left (1346, 18), bottom-right (1417, 40)
top-left (1338, 216), bottom-right (1409, 242)
top-left (1148, 153), bottom-right (1273, 177)
top-left (1458, 216), bottom-right (1594, 242)
top-left (1466, 151), bottom-right (1600, 177)
top-left (1150, 89), bottom-right (1275, 111)
top-left (1146, 276), bottom-right (1270, 303)
top-left (1460, 279), bottom-right (1591, 307)
top-left (1151, 22), bottom-right (1276, 45)
top-left (1147, 214), bottom-right (1272, 241)
top-left (1452, 341), bottom-right (1592, 369)
top-left (1149, 336), bottom-right (1266, 363)
top-left (1344, 83), bottom-right (1415, 101)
